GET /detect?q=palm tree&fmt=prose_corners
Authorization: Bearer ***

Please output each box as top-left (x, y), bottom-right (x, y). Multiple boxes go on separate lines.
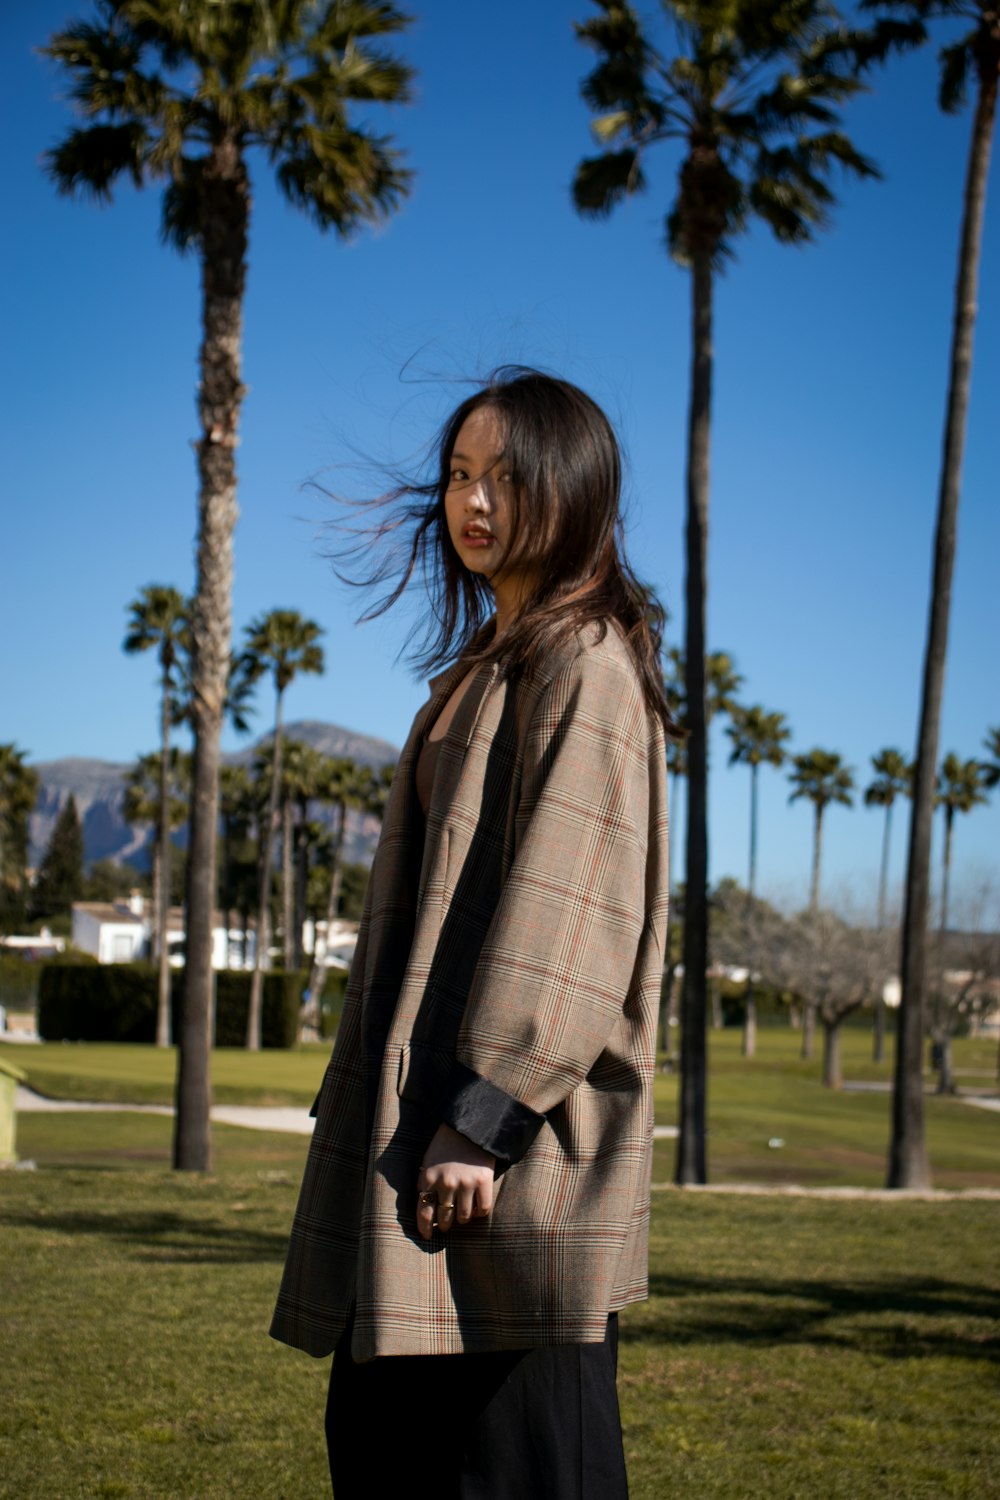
top-left (856, 0), bottom-right (998, 1188)
top-left (43, 1), bottom-right (412, 1170)
top-left (304, 756), bottom-right (386, 1021)
top-left (727, 706), bottom-right (791, 897)
top-left (935, 753), bottom-right (988, 936)
top-left (864, 749), bottom-right (914, 927)
top-left (574, 0), bottom-right (877, 1184)
top-left (240, 610), bottom-right (325, 1049)
top-left (661, 649), bottom-right (687, 1059)
top-left (123, 585), bottom-right (188, 1046)
top-left (863, 747), bottom-right (913, 1060)
top-left (0, 745), bottom-right (39, 931)
top-left (219, 763), bottom-right (256, 968)
top-left (929, 754), bottom-right (989, 1093)
top-left (788, 750), bottom-right (855, 914)
top-left (282, 740), bottom-right (329, 971)
top-left (123, 750), bottom-right (191, 988)
top-left (726, 705), bottom-right (791, 1056)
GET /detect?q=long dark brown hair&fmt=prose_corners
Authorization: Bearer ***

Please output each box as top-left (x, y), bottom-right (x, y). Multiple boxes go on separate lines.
top-left (334, 367), bottom-right (678, 733)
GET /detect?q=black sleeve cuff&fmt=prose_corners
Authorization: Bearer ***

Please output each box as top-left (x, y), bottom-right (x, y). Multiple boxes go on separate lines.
top-left (438, 1063), bottom-right (546, 1164)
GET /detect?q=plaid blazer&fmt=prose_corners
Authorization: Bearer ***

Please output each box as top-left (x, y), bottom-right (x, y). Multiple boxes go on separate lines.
top-left (270, 620), bottom-right (669, 1361)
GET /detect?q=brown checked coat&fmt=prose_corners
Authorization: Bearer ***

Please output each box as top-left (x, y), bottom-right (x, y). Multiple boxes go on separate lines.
top-left (270, 619), bottom-right (670, 1362)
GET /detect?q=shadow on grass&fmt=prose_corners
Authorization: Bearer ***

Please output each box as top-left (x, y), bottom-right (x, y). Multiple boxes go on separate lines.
top-left (623, 1272), bottom-right (1000, 1363)
top-left (0, 1207), bottom-right (290, 1264)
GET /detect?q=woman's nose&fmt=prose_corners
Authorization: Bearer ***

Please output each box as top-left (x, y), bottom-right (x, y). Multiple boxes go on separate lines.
top-left (465, 479), bottom-right (489, 512)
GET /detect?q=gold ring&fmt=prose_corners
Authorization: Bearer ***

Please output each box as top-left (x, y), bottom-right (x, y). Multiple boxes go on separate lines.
top-left (437, 1202), bottom-right (455, 1211)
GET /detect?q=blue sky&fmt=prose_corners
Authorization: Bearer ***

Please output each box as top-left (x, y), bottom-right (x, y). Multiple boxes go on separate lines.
top-left (2, 0), bottom-right (997, 915)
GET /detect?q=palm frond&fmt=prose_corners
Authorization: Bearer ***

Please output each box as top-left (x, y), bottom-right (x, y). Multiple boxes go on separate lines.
top-left (938, 36), bottom-right (974, 112)
top-left (573, 149), bottom-right (646, 217)
top-left (309, 1), bottom-right (414, 52)
top-left (44, 121), bottom-right (152, 199)
top-left (160, 156), bottom-right (205, 251)
top-left (274, 123), bottom-right (411, 233)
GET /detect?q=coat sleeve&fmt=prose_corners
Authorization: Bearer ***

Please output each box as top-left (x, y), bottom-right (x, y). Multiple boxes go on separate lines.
top-left (437, 644), bottom-right (652, 1163)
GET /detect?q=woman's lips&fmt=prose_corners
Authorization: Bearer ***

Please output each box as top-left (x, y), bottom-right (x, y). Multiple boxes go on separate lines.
top-left (462, 529), bottom-right (495, 547)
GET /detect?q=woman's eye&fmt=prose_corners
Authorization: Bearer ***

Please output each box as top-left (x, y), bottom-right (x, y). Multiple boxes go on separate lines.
top-left (449, 469), bottom-right (468, 484)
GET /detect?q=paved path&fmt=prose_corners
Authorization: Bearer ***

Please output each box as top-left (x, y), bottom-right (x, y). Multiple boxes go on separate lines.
top-left (15, 1087), bottom-right (999, 1198)
top-left (15, 1085), bottom-right (317, 1136)
top-left (15, 1086), bottom-right (683, 1139)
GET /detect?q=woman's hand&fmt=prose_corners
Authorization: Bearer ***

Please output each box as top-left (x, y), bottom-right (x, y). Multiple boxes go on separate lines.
top-left (416, 1123), bottom-right (496, 1242)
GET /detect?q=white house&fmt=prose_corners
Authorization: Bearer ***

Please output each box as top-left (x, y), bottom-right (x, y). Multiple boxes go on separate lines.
top-left (71, 893), bottom-right (257, 971)
top-left (72, 894), bottom-right (148, 964)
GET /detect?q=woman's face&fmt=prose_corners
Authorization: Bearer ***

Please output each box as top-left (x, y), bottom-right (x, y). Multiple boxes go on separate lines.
top-left (444, 404), bottom-right (518, 585)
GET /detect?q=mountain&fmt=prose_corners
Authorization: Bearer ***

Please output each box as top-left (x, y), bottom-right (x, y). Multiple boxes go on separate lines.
top-left (28, 720), bottom-right (400, 871)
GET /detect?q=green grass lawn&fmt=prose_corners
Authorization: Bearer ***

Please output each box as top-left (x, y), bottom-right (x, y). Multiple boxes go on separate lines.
top-left (7, 1027), bottom-right (997, 1190)
top-left (0, 1039), bottom-right (330, 1108)
top-left (1, 1114), bottom-right (998, 1499)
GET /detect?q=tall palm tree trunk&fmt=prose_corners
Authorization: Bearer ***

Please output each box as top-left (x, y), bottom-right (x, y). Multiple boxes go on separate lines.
top-left (248, 691), bottom-right (283, 1050)
top-left (742, 762), bottom-right (759, 1060)
top-left (748, 761), bottom-right (759, 894)
top-left (941, 810), bottom-right (954, 934)
top-left (306, 799), bottom-right (347, 1009)
top-left (889, 65), bottom-right (995, 1191)
top-left (677, 249), bottom-right (712, 1186)
top-left (282, 794), bottom-right (295, 969)
top-left (175, 138), bottom-right (248, 1172)
top-left (872, 803), bottom-right (894, 1063)
top-left (877, 803), bottom-right (893, 930)
top-left (294, 806), bottom-right (309, 972)
top-left (810, 803), bottom-right (824, 912)
top-left (156, 670), bottom-right (172, 1047)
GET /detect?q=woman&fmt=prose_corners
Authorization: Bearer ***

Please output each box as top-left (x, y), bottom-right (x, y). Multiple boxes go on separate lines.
top-left (271, 369), bottom-right (674, 1497)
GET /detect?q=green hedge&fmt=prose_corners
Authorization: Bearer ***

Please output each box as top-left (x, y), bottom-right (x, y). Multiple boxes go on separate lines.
top-left (36, 964), bottom-right (324, 1048)
top-left (38, 963), bottom-right (165, 1043)
top-left (210, 970), bottom-right (301, 1050)
top-left (0, 952), bottom-right (43, 1013)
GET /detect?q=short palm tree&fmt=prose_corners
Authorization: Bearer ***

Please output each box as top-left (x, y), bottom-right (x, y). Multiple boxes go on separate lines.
top-left (727, 706), bottom-right (791, 897)
top-left (863, 747), bottom-right (912, 1059)
top-left (574, 0), bottom-right (877, 1183)
top-left (303, 756), bottom-right (386, 1019)
top-left (934, 753), bottom-right (989, 934)
top-left (726, 704), bottom-right (791, 1057)
top-left (788, 749), bottom-right (855, 912)
top-left (864, 748), bottom-right (913, 927)
top-left (124, 584), bottom-right (188, 1046)
top-left (240, 609), bottom-right (325, 1049)
top-left (282, 740), bottom-right (329, 972)
top-left (0, 745), bottom-right (40, 929)
top-left (856, 0), bottom-right (998, 1189)
top-left (219, 763), bottom-right (256, 968)
top-left (123, 750), bottom-right (191, 993)
top-left (43, 0), bottom-right (412, 1170)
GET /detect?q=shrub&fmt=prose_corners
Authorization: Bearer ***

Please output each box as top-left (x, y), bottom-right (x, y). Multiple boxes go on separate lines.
top-left (0, 952), bottom-right (42, 1013)
top-left (212, 970), bottom-right (302, 1050)
top-left (37, 964), bottom-right (310, 1048)
top-left (38, 963), bottom-right (164, 1042)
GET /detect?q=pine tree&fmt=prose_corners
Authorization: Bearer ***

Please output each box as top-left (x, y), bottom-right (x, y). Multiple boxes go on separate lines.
top-left (32, 795), bottom-right (84, 919)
